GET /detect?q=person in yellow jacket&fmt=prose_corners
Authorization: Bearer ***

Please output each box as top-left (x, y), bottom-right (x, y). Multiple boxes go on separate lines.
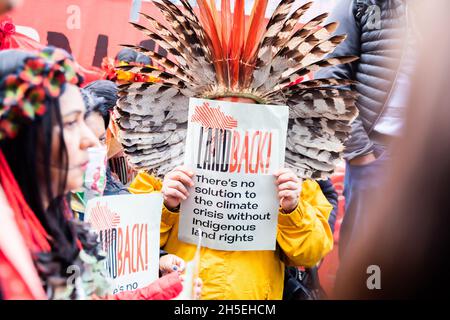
top-left (130, 166), bottom-right (333, 300)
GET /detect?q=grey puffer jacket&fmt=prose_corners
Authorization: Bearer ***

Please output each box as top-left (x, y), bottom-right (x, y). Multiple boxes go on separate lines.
top-left (316, 0), bottom-right (408, 160)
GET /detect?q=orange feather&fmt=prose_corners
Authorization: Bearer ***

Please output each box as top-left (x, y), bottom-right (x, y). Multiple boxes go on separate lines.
top-left (221, 0), bottom-right (232, 86)
top-left (241, 0), bottom-right (268, 86)
top-left (197, 0), bottom-right (225, 84)
top-left (242, 0), bottom-right (268, 63)
top-left (229, 0), bottom-right (245, 88)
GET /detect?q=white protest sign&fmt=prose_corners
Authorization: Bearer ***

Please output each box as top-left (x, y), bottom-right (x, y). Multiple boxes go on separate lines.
top-left (180, 98), bottom-right (289, 251)
top-left (85, 193), bottom-right (162, 294)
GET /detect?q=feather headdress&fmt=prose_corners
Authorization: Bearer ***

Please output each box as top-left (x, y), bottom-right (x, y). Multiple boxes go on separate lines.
top-left (116, 0), bottom-right (359, 180)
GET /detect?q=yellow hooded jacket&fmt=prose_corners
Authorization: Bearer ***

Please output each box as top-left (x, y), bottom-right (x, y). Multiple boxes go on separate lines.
top-left (129, 172), bottom-right (333, 300)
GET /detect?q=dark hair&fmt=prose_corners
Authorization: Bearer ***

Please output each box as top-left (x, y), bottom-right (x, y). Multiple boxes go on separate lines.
top-left (115, 48), bottom-right (138, 63)
top-left (0, 50), bottom-right (79, 270)
top-left (83, 80), bottom-right (118, 128)
top-left (136, 52), bottom-right (151, 66)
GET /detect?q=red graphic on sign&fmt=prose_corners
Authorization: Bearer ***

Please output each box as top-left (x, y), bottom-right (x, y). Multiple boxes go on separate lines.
top-left (191, 102), bottom-right (238, 130)
top-left (89, 202), bottom-right (121, 231)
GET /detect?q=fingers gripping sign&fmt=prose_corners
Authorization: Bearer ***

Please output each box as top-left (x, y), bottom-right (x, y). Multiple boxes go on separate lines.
top-left (159, 254), bottom-right (186, 275)
top-left (274, 168), bottom-right (302, 214)
top-left (162, 166), bottom-right (195, 210)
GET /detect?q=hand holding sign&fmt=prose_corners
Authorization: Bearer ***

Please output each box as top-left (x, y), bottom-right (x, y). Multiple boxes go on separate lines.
top-left (162, 166), bottom-right (195, 210)
top-left (274, 168), bottom-right (303, 214)
top-left (159, 254), bottom-right (186, 275)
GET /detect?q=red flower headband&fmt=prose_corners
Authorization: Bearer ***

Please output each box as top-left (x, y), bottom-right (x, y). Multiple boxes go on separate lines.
top-left (0, 47), bottom-right (83, 140)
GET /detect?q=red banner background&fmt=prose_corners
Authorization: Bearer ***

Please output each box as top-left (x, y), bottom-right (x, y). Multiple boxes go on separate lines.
top-left (9, 0), bottom-right (164, 67)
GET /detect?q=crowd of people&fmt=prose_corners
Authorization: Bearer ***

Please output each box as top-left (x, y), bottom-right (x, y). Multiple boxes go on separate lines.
top-left (1, 0), bottom-right (448, 301)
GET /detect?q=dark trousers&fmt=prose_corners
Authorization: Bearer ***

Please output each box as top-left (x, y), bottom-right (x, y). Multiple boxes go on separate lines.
top-left (339, 143), bottom-right (390, 261)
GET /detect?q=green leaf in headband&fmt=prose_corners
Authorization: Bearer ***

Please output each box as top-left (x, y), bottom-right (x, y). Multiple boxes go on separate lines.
top-left (3, 75), bottom-right (29, 107)
top-left (21, 87), bottom-right (47, 119)
top-left (20, 58), bottom-right (46, 86)
top-left (62, 60), bottom-right (78, 84)
top-left (44, 69), bottom-right (66, 97)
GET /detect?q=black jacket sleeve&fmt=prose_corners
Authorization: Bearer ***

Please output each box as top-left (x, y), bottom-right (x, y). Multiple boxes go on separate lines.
top-left (318, 179), bottom-right (339, 235)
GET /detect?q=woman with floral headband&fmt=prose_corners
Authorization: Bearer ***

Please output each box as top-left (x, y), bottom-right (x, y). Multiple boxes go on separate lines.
top-left (0, 47), bottom-right (199, 299)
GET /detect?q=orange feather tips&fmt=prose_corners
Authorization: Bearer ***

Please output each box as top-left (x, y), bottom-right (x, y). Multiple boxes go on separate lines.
top-left (123, 0), bottom-right (358, 105)
top-left (193, 0), bottom-right (269, 90)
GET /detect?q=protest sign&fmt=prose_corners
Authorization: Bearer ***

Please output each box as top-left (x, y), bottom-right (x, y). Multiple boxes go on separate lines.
top-left (180, 98), bottom-right (289, 251)
top-left (85, 193), bottom-right (162, 294)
